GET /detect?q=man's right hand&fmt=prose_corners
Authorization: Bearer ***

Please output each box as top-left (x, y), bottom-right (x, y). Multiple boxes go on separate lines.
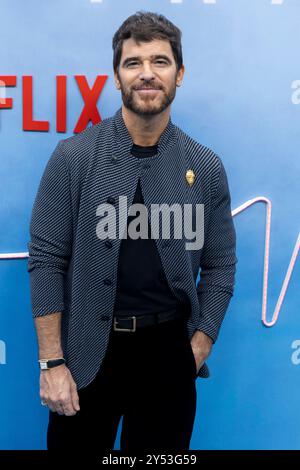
top-left (40, 364), bottom-right (80, 416)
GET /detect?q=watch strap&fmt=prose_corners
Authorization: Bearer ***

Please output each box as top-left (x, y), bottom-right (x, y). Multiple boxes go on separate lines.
top-left (39, 358), bottom-right (66, 370)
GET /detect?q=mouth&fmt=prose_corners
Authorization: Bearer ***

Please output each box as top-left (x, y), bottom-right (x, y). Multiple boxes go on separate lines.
top-left (135, 88), bottom-right (161, 95)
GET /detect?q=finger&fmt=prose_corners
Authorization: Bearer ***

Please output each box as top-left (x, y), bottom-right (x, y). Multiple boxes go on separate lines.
top-left (54, 401), bottom-right (69, 415)
top-left (71, 386), bottom-right (80, 412)
top-left (61, 398), bottom-right (77, 416)
top-left (47, 397), bottom-right (64, 415)
top-left (47, 401), bottom-right (57, 413)
top-left (55, 402), bottom-right (65, 415)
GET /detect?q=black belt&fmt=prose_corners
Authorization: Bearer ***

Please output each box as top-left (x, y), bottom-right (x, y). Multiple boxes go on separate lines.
top-left (113, 309), bottom-right (186, 333)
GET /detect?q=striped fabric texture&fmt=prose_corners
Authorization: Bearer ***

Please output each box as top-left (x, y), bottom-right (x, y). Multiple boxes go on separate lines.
top-left (27, 107), bottom-right (238, 389)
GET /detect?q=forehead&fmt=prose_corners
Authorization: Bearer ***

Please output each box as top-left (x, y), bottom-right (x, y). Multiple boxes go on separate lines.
top-left (120, 38), bottom-right (174, 60)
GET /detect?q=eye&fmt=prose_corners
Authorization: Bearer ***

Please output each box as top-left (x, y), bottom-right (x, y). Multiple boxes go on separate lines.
top-left (154, 60), bottom-right (168, 66)
top-left (126, 61), bottom-right (139, 67)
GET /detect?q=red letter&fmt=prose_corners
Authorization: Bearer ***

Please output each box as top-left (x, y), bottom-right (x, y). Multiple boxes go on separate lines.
top-left (0, 75), bottom-right (17, 109)
top-left (56, 75), bottom-right (67, 133)
top-left (23, 76), bottom-right (49, 131)
top-left (74, 75), bottom-right (107, 133)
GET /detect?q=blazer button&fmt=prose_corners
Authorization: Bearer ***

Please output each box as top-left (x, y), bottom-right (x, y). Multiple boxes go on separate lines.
top-left (103, 278), bottom-right (112, 286)
top-left (107, 196), bottom-right (116, 205)
top-left (105, 240), bottom-right (113, 248)
top-left (111, 156), bottom-right (118, 163)
top-left (101, 314), bottom-right (110, 321)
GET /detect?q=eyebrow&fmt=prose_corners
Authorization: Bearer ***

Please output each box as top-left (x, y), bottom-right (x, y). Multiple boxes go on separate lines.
top-left (121, 54), bottom-right (173, 67)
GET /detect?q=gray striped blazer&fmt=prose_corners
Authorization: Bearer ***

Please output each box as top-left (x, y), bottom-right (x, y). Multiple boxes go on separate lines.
top-left (27, 107), bottom-right (237, 390)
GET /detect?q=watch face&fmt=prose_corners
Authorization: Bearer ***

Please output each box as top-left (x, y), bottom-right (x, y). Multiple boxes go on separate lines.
top-left (40, 362), bottom-right (48, 370)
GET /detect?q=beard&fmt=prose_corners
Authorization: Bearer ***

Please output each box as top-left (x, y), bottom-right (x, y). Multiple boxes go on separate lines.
top-left (118, 76), bottom-right (177, 116)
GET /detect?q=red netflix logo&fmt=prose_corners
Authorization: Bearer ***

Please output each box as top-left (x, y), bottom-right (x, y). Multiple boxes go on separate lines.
top-left (0, 75), bottom-right (108, 134)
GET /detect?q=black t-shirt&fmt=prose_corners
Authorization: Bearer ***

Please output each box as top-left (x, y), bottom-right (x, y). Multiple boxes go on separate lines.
top-left (113, 143), bottom-right (181, 317)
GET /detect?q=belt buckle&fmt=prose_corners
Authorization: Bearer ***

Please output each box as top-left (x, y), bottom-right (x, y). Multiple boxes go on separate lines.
top-left (113, 316), bottom-right (137, 332)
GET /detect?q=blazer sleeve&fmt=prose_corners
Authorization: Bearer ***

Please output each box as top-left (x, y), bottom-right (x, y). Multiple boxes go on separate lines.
top-left (27, 140), bottom-right (73, 318)
top-left (196, 157), bottom-right (238, 343)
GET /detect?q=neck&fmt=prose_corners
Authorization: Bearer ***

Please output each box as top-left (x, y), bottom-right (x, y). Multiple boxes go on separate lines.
top-left (121, 105), bottom-right (170, 146)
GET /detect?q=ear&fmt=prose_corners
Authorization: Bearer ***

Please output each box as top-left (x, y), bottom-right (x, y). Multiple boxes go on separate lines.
top-left (176, 64), bottom-right (185, 87)
top-left (114, 70), bottom-right (121, 90)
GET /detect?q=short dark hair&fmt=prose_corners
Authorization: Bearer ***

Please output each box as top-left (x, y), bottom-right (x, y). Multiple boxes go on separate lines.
top-left (112, 11), bottom-right (183, 73)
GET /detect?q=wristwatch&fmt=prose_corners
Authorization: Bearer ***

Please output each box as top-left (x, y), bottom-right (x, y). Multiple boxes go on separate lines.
top-left (38, 358), bottom-right (66, 370)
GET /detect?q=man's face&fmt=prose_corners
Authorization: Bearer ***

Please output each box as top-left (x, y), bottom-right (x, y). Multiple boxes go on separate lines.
top-left (114, 38), bottom-right (184, 116)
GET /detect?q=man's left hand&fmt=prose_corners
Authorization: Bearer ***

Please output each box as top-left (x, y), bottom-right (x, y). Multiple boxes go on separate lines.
top-left (190, 330), bottom-right (213, 374)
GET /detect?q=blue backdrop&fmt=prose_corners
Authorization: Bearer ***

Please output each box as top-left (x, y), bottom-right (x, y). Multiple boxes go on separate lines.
top-left (0, 0), bottom-right (299, 450)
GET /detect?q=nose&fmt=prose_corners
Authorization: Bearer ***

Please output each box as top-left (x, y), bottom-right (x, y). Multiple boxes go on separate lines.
top-left (138, 61), bottom-right (156, 82)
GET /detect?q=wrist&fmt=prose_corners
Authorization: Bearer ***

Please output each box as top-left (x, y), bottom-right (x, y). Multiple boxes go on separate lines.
top-left (39, 349), bottom-right (64, 360)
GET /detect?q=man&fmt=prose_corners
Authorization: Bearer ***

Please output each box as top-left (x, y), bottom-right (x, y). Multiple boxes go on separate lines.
top-left (27, 11), bottom-right (237, 453)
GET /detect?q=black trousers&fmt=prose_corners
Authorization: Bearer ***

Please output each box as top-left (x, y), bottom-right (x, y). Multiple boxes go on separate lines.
top-left (47, 315), bottom-right (197, 454)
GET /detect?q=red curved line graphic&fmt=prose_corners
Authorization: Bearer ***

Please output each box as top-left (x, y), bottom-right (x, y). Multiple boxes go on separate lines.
top-left (0, 197), bottom-right (299, 327)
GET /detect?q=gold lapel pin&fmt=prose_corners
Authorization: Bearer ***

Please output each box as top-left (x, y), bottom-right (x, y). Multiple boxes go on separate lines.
top-left (185, 169), bottom-right (195, 187)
